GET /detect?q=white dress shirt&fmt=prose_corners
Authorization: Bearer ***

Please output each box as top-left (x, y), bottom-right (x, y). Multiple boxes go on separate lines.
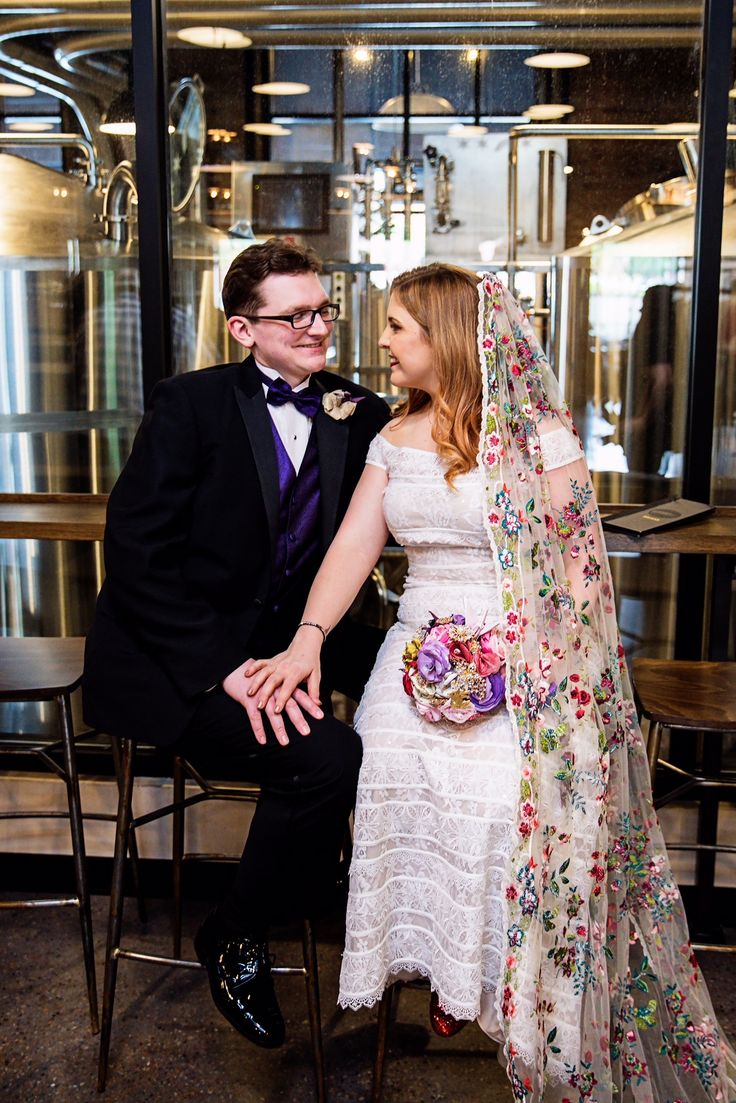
top-left (256, 361), bottom-right (314, 473)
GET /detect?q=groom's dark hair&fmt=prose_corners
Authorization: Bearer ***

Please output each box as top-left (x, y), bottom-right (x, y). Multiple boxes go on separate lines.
top-left (222, 237), bottom-right (323, 319)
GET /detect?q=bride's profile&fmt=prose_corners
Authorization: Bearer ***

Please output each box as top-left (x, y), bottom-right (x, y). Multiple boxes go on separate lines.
top-left (247, 263), bottom-right (736, 1102)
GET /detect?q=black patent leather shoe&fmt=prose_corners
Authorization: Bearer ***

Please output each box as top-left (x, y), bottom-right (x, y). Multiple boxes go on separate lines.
top-left (194, 912), bottom-right (285, 1048)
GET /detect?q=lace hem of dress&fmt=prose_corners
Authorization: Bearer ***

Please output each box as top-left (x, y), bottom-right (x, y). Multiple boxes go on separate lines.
top-left (338, 960), bottom-right (497, 1024)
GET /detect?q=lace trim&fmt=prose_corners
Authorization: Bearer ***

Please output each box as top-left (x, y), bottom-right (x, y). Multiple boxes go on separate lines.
top-left (538, 425), bottom-right (581, 470)
top-left (338, 959), bottom-right (499, 1023)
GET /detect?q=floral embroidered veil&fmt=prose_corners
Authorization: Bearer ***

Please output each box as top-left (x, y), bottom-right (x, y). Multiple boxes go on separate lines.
top-left (476, 273), bottom-right (736, 1103)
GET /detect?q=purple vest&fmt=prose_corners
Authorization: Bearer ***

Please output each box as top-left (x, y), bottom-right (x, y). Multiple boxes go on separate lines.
top-left (270, 422), bottom-right (321, 608)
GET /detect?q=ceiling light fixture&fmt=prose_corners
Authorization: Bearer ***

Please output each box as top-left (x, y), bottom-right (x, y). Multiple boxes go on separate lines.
top-left (7, 119), bottom-right (54, 132)
top-left (378, 92), bottom-right (455, 116)
top-left (523, 103), bottom-right (575, 121)
top-left (208, 127), bottom-right (237, 143)
top-left (100, 89), bottom-right (136, 135)
top-left (0, 82), bottom-right (34, 97)
top-left (524, 52), bottom-right (590, 69)
top-left (242, 122), bottom-right (292, 136)
top-left (352, 47), bottom-right (371, 64)
top-left (177, 26), bottom-right (252, 48)
top-left (252, 82), bottom-right (310, 96)
top-left (447, 123), bottom-right (488, 137)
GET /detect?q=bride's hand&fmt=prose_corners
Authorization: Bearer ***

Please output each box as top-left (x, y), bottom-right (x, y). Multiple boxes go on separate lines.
top-left (245, 634), bottom-right (323, 714)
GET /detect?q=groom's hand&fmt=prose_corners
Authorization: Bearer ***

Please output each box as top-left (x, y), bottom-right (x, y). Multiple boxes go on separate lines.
top-left (222, 659), bottom-right (322, 746)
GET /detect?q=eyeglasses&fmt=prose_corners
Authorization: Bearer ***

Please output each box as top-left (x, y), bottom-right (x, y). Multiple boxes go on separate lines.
top-left (244, 303), bottom-right (340, 330)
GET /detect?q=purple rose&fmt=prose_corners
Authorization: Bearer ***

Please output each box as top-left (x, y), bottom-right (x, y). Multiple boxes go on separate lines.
top-left (417, 640), bottom-right (451, 683)
top-left (470, 671), bottom-right (505, 713)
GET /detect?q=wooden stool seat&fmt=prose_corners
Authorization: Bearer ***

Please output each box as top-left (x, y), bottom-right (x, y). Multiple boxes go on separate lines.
top-left (0, 636), bottom-right (98, 1033)
top-left (0, 636), bottom-right (85, 699)
top-left (632, 659), bottom-right (736, 731)
top-left (631, 656), bottom-right (736, 948)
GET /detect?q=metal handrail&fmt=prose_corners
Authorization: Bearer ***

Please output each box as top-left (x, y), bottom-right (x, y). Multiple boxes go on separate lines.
top-left (0, 131), bottom-right (98, 188)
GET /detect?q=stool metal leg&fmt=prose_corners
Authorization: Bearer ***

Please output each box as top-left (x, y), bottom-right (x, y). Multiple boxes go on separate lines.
top-left (301, 919), bottom-right (326, 1103)
top-left (110, 735), bottom-right (146, 925)
top-left (98, 736), bottom-right (135, 1092)
top-left (58, 690), bottom-right (99, 1035)
top-left (172, 756), bottom-right (186, 959)
top-left (645, 719), bottom-right (662, 787)
top-left (372, 984), bottom-right (397, 1103)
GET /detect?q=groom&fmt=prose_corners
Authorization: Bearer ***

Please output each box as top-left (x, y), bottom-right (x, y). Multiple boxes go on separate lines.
top-left (83, 238), bottom-right (390, 1048)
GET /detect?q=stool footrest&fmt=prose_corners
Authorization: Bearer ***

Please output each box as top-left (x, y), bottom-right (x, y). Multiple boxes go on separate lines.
top-left (0, 896), bottom-right (78, 908)
top-left (115, 948), bottom-right (203, 969)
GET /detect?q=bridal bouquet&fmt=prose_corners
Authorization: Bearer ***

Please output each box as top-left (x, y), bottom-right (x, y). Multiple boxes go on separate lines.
top-left (402, 614), bottom-right (506, 724)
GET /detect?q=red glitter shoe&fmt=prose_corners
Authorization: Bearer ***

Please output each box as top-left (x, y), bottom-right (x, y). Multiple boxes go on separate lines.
top-left (429, 990), bottom-right (470, 1038)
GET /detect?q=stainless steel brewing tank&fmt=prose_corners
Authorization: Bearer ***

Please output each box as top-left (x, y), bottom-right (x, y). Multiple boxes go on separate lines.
top-left (550, 198), bottom-right (736, 657)
top-left (0, 152), bottom-right (238, 639)
top-left (552, 202), bottom-right (736, 505)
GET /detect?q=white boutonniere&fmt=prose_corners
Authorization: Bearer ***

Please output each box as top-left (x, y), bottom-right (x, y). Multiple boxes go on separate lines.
top-left (321, 389), bottom-right (364, 420)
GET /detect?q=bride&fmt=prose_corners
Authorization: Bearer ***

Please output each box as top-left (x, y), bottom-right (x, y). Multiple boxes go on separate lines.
top-left (246, 264), bottom-right (735, 1102)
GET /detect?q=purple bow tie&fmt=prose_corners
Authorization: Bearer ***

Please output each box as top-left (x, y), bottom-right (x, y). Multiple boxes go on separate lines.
top-left (261, 372), bottom-right (322, 417)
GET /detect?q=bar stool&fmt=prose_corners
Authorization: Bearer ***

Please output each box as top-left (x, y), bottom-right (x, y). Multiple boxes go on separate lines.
top-left (0, 636), bottom-right (98, 1033)
top-left (371, 977), bottom-right (493, 1103)
top-left (632, 657), bottom-right (736, 942)
top-left (98, 736), bottom-right (326, 1101)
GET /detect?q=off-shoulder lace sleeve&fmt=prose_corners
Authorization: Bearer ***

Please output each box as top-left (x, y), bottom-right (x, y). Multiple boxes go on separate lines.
top-left (365, 432), bottom-right (391, 471)
top-left (540, 425), bottom-right (581, 470)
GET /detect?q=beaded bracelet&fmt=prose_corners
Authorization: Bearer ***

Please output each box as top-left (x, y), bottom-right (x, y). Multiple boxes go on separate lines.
top-left (297, 620), bottom-right (328, 644)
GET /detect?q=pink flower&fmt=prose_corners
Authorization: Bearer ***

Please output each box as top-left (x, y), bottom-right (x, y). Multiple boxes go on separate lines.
top-left (414, 700), bottom-right (442, 722)
top-left (441, 705), bottom-right (477, 724)
top-left (426, 624), bottom-right (450, 644)
top-left (478, 630), bottom-right (504, 668)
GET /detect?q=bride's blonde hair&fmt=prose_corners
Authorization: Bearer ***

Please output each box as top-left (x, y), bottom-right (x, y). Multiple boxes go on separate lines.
top-left (390, 263), bottom-right (482, 485)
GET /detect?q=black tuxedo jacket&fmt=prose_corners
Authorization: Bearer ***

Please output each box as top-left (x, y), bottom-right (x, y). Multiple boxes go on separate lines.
top-left (82, 359), bottom-right (390, 746)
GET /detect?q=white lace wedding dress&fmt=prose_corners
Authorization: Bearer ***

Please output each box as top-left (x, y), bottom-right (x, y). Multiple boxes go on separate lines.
top-left (338, 430), bottom-right (581, 1036)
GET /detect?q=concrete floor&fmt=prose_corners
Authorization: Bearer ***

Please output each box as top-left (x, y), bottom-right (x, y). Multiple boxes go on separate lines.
top-left (1, 894), bottom-right (735, 1103)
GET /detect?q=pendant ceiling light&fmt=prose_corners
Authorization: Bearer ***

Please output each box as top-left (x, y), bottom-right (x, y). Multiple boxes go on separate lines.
top-left (524, 52), bottom-right (590, 69)
top-left (243, 122), bottom-right (292, 136)
top-left (377, 51), bottom-right (455, 126)
top-left (523, 104), bottom-right (574, 121)
top-left (378, 91), bottom-right (455, 116)
top-left (7, 119), bottom-right (53, 131)
top-left (252, 82), bottom-right (310, 96)
top-left (0, 82), bottom-right (34, 97)
top-left (177, 26), bottom-right (252, 49)
top-left (447, 123), bottom-right (488, 138)
top-left (100, 89), bottom-right (136, 135)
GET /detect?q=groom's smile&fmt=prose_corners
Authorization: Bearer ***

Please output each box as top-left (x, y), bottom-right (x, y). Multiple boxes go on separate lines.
top-left (229, 270), bottom-right (335, 388)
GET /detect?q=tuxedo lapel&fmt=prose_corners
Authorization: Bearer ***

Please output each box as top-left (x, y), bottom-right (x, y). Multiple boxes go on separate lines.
top-left (234, 360), bottom-right (280, 558)
top-left (314, 397), bottom-right (349, 550)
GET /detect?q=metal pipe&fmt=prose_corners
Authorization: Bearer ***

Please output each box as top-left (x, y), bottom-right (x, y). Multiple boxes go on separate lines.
top-left (332, 48), bottom-right (344, 164)
top-left (0, 131), bottom-right (98, 187)
top-left (678, 136), bottom-right (699, 184)
top-left (101, 159), bottom-right (137, 243)
top-left (0, 1), bottom-right (706, 15)
top-left (40, 27), bottom-right (706, 75)
top-left (537, 148), bottom-right (555, 245)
